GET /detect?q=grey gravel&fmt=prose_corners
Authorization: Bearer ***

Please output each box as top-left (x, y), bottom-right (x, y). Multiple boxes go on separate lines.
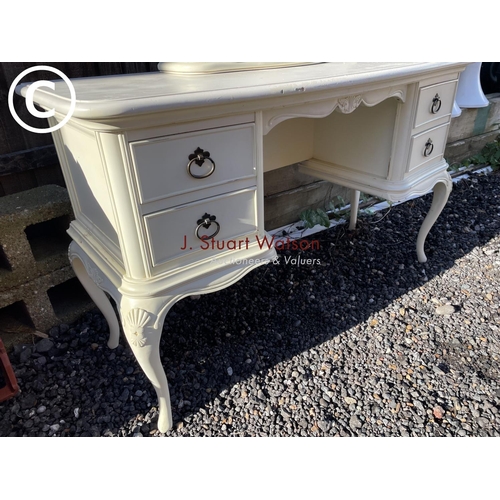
top-left (35, 339), bottom-right (54, 353)
top-left (435, 305), bottom-right (458, 315)
top-left (2, 170), bottom-right (500, 437)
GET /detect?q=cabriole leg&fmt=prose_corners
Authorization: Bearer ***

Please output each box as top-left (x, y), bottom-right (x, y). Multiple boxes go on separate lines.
top-left (416, 176), bottom-right (453, 263)
top-left (70, 255), bottom-right (121, 349)
top-left (120, 298), bottom-right (173, 433)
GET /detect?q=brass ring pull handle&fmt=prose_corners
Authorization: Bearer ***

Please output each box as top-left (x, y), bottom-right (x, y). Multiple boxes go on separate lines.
top-left (431, 94), bottom-right (442, 114)
top-left (423, 139), bottom-right (434, 157)
top-left (195, 213), bottom-right (220, 240)
top-left (187, 147), bottom-right (216, 179)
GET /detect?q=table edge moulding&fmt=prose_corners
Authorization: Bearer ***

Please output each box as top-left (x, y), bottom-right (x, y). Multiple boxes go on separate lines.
top-left (16, 62), bottom-right (468, 432)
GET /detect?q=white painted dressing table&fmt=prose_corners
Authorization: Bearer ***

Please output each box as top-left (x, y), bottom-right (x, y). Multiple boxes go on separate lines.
top-left (17, 62), bottom-right (467, 432)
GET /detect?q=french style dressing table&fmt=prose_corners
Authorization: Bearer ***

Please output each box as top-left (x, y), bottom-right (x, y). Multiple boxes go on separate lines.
top-left (17, 62), bottom-right (467, 432)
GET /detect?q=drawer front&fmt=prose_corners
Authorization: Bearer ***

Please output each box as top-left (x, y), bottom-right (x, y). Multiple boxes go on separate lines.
top-left (130, 124), bottom-right (256, 205)
top-left (144, 188), bottom-right (258, 268)
top-left (408, 123), bottom-right (449, 172)
top-left (414, 80), bottom-right (457, 129)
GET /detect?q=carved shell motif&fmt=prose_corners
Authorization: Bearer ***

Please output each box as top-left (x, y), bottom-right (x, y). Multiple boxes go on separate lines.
top-left (126, 308), bottom-right (151, 347)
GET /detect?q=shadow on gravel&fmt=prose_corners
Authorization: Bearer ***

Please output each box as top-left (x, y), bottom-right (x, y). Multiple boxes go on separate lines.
top-left (2, 172), bottom-right (499, 435)
top-left (156, 172), bottom-right (500, 428)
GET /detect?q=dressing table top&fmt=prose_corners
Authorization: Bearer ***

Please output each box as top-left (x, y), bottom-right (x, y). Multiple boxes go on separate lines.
top-left (16, 62), bottom-right (466, 120)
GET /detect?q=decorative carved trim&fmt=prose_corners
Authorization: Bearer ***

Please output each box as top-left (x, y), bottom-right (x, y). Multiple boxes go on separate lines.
top-left (87, 264), bottom-right (103, 286)
top-left (262, 86), bottom-right (407, 134)
top-left (263, 99), bottom-right (339, 134)
top-left (337, 95), bottom-right (363, 114)
top-left (361, 86), bottom-right (406, 107)
top-left (68, 248), bottom-right (103, 286)
top-left (68, 248), bottom-right (77, 262)
top-left (125, 308), bottom-right (152, 347)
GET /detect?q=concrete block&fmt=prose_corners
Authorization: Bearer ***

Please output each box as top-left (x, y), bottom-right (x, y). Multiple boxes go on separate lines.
top-left (0, 185), bottom-right (96, 349)
top-left (3, 266), bottom-right (91, 327)
top-left (0, 185), bottom-right (73, 291)
top-left (0, 265), bottom-right (96, 349)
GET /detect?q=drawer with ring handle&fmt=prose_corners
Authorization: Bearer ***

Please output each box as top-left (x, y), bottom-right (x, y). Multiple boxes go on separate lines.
top-left (415, 80), bottom-right (457, 128)
top-left (423, 138), bottom-right (434, 157)
top-left (144, 188), bottom-right (258, 268)
top-left (430, 94), bottom-right (442, 114)
top-left (195, 213), bottom-right (220, 240)
top-left (408, 123), bottom-right (449, 172)
top-left (188, 148), bottom-right (216, 179)
top-left (130, 123), bottom-right (256, 205)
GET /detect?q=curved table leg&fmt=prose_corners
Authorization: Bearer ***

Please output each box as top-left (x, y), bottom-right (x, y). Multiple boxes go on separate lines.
top-left (71, 256), bottom-right (121, 349)
top-left (120, 299), bottom-right (173, 433)
top-left (349, 189), bottom-right (360, 230)
top-left (416, 175), bottom-right (452, 263)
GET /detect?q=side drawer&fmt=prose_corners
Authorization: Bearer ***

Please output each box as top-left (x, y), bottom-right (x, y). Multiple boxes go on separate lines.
top-left (144, 188), bottom-right (258, 268)
top-left (414, 80), bottom-right (457, 129)
top-left (408, 123), bottom-right (449, 172)
top-left (130, 123), bottom-right (256, 205)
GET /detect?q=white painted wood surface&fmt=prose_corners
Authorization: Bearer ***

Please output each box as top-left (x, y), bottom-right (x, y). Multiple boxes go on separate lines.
top-left (17, 62), bottom-right (468, 432)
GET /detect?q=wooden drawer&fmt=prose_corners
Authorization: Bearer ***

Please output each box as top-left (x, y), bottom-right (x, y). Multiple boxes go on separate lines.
top-left (130, 124), bottom-right (256, 205)
top-left (408, 123), bottom-right (449, 172)
top-left (414, 80), bottom-right (457, 129)
top-left (144, 188), bottom-right (258, 268)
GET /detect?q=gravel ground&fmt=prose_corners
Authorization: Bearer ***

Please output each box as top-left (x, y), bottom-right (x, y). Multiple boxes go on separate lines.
top-left (1, 170), bottom-right (500, 437)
